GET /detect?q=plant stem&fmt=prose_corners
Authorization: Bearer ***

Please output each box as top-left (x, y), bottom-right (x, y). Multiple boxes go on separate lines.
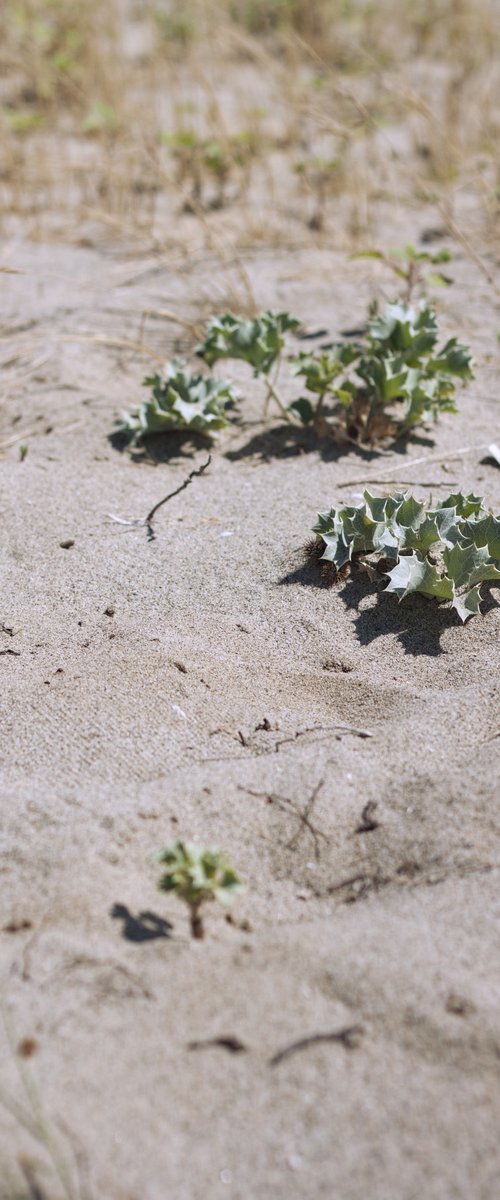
top-left (315, 391), bottom-right (326, 420)
top-left (190, 906), bottom-right (204, 939)
top-left (264, 378), bottom-right (293, 423)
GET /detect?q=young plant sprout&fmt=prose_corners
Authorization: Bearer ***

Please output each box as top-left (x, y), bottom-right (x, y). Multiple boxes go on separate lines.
top-left (288, 344), bottom-right (360, 430)
top-left (115, 359), bottom-right (238, 444)
top-left (289, 301), bottom-right (473, 444)
top-left (293, 154), bottom-right (345, 231)
top-left (161, 129), bottom-right (258, 209)
top-left (197, 310), bottom-right (301, 419)
top-left (153, 841), bottom-right (243, 939)
top-left (354, 243), bottom-right (453, 301)
top-left (311, 491), bottom-right (500, 622)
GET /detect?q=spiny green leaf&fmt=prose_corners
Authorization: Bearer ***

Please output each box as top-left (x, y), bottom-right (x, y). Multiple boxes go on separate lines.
top-left (385, 552), bottom-right (453, 600)
top-left (442, 542), bottom-right (499, 589)
top-left (289, 348), bottom-right (351, 393)
top-left (438, 492), bottom-right (485, 519)
top-left (452, 585), bottom-right (483, 623)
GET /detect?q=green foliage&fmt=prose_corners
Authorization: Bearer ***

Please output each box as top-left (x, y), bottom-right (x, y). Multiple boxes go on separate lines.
top-left (161, 128), bottom-right (259, 206)
top-left (83, 101), bottom-right (118, 135)
top-left (354, 242), bottom-right (453, 300)
top-left (194, 302), bottom-right (472, 442)
top-left (2, 0), bottom-right (107, 110)
top-left (197, 311), bottom-right (301, 374)
top-left (289, 345), bottom-right (359, 423)
top-left (116, 360), bottom-right (237, 444)
top-left (291, 301), bottom-right (473, 443)
top-left (312, 491), bottom-right (500, 622)
top-left (153, 840), bottom-right (243, 938)
top-left (228, 0), bottom-right (327, 34)
top-left (292, 155), bottom-right (345, 229)
top-left (155, 6), bottom-right (198, 45)
top-left (1, 107), bottom-right (46, 134)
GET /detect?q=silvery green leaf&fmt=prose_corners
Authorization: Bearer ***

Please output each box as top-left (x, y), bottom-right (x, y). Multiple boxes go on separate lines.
top-left (368, 301), bottom-right (439, 358)
top-left (197, 310), bottom-right (300, 374)
top-left (438, 493), bottom-right (485, 518)
top-left (452, 585), bottom-right (483, 623)
top-left (357, 354), bottom-right (409, 401)
top-left (385, 552), bottom-right (453, 600)
top-left (442, 542), bottom-right (500, 589)
top-left (429, 338), bottom-right (474, 379)
top-left (463, 514), bottom-right (500, 560)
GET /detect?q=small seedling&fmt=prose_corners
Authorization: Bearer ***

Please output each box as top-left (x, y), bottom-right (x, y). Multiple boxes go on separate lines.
top-left (289, 300), bottom-right (473, 443)
top-left (311, 490), bottom-right (500, 621)
top-left (293, 154), bottom-right (345, 231)
top-left (197, 310), bottom-right (301, 418)
top-left (115, 359), bottom-right (238, 444)
top-left (288, 344), bottom-right (360, 430)
top-left (354, 243), bottom-right (453, 300)
top-left (153, 840), bottom-right (243, 939)
top-left (161, 128), bottom-right (258, 208)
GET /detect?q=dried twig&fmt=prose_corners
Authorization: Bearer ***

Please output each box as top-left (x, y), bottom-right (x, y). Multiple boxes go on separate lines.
top-left (241, 779), bottom-right (329, 860)
top-left (109, 456), bottom-right (212, 540)
top-left (355, 800), bottom-right (379, 834)
top-left (187, 1036), bottom-right (247, 1054)
top-left (145, 456), bottom-right (212, 539)
top-left (269, 1025), bottom-right (363, 1067)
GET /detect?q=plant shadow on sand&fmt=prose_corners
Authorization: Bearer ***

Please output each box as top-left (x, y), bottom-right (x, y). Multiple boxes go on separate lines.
top-left (111, 904), bottom-right (173, 942)
top-left (108, 428), bottom-right (212, 465)
top-left (225, 421), bottom-right (435, 464)
top-left (278, 556), bottom-right (498, 656)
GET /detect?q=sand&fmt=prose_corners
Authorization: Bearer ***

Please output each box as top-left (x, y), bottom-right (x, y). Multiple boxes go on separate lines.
top-left (1, 234), bottom-right (499, 1200)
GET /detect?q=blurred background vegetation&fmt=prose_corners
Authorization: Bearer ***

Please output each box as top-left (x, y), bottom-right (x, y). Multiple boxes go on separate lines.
top-left (0, 0), bottom-right (499, 253)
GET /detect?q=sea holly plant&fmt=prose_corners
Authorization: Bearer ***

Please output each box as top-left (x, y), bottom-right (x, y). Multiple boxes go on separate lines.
top-left (152, 840), bottom-right (243, 939)
top-left (115, 359), bottom-right (238, 445)
top-left (311, 491), bottom-right (500, 622)
top-left (288, 301), bottom-right (474, 444)
top-left (353, 243), bottom-right (453, 301)
top-left (197, 310), bottom-right (301, 420)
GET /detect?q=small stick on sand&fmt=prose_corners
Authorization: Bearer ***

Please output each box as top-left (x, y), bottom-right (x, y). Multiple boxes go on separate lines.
top-left (269, 1026), bottom-right (364, 1067)
top-left (108, 456), bottom-right (212, 541)
top-left (144, 456), bottom-right (212, 540)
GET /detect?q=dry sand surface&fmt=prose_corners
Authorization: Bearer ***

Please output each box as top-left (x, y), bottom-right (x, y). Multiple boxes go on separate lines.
top-left (0, 234), bottom-right (499, 1200)
top-left (1, 4), bottom-right (500, 1188)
